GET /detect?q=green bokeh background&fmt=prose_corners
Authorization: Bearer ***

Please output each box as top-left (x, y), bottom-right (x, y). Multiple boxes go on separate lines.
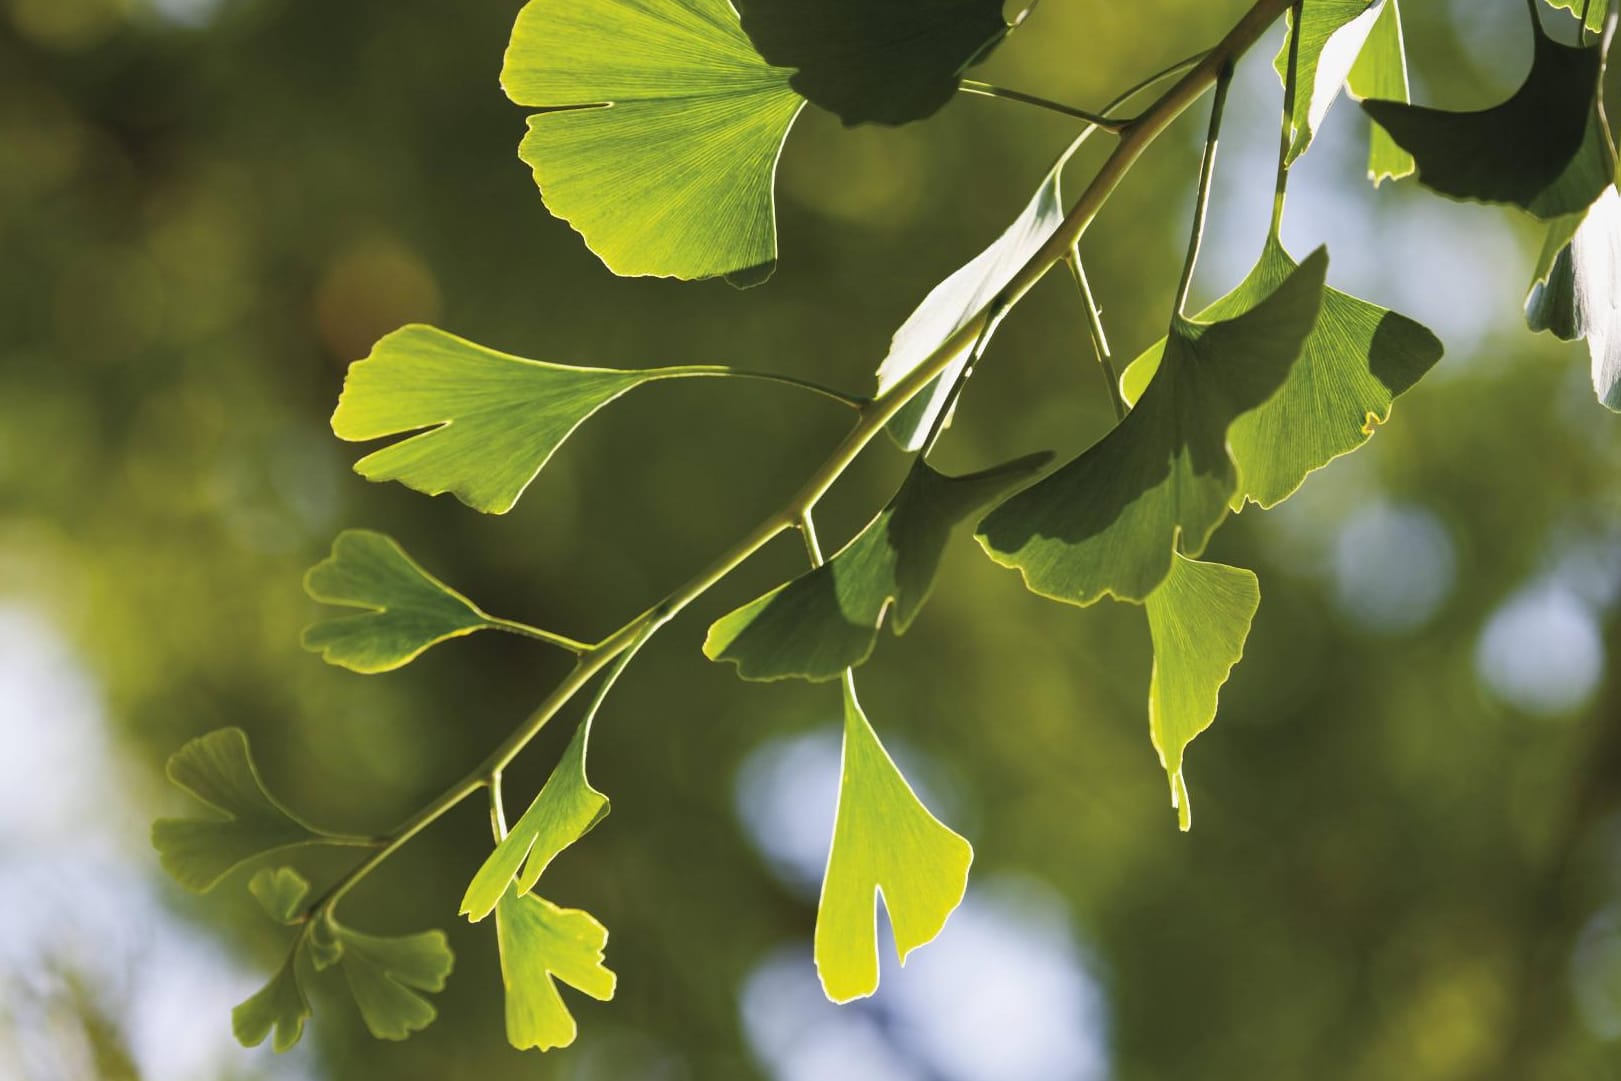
top-left (5, 1), bottom-right (1621, 1078)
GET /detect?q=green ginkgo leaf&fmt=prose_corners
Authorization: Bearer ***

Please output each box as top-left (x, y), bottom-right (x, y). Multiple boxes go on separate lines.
top-left (302, 530), bottom-right (516, 673)
top-left (152, 728), bottom-right (366, 892)
top-left (815, 678), bottom-right (971, 1003)
top-left (1144, 554), bottom-right (1260, 833)
top-left (1275, 0), bottom-right (1387, 165)
top-left (332, 325), bottom-right (686, 514)
top-left (1119, 237), bottom-right (1440, 510)
top-left (502, 0), bottom-right (803, 282)
top-left (495, 889), bottom-right (617, 1052)
top-left (1545, 0), bottom-right (1610, 33)
top-left (1361, 8), bottom-right (1612, 219)
top-left (1346, 0), bottom-right (1416, 185)
top-left (734, 0), bottom-right (1006, 127)
top-left (705, 454), bottom-right (1049, 682)
top-left (232, 947), bottom-right (310, 1053)
top-left (461, 719), bottom-right (609, 922)
top-left (876, 157), bottom-right (1069, 451)
top-left (1527, 185), bottom-right (1621, 410)
top-left (976, 249), bottom-right (1327, 606)
top-left (312, 922), bottom-right (455, 1042)
top-left (249, 867), bottom-right (311, 925)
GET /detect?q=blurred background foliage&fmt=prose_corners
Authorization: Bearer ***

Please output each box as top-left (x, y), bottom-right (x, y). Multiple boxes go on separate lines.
top-left (5, 0), bottom-right (1621, 1078)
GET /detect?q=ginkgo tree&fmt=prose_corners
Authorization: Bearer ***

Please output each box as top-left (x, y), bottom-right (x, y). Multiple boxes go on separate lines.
top-left (151, 0), bottom-right (1621, 1056)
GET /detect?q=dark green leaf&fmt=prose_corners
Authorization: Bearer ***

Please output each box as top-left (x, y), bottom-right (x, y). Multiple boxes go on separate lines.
top-left (734, 0), bottom-right (1006, 127)
top-left (321, 924), bottom-right (455, 1042)
top-left (1361, 11), bottom-right (1612, 219)
top-left (503, 0), bottom-right (803, 281)
top-left (232, 947), bottom-right (310, 1053)
top-left (704, 455), bottom-right (1050, 682)
top-left (976, 250), bottom-right (1328, 605)
top-left (496, 889), bottom-right (616, 1052)
top-left (1120, 237), bottom-right (1441, 509)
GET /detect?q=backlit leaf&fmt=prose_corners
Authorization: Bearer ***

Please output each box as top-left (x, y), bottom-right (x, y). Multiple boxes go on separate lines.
top-left (1361, 10), bottom-right (1612, 219)
top-left (321, 923), bottom-right (455, 1041)
top-left (152, 728), bottom-right (355, 892)
top-left (1275, 0), bottom-right (1386, 165)
top-left (876, 156), bottom-right (1068, 451)
top-left (232, 948), bottom-right (310, 1053)
top-left (1545, 0), bottom-right (1610, 34)
top-left (1120, 237), bottom-right (1440, 509)
top-left (1346, 0), bottom-right (1416, 185)
top-left (705, 455), bottom-right (1049, 682)
top-left (502, 0), bottom-right (803, 281)
top-left (249, 867), bottom-right (310, 925)
top-left (302, 529), bottom-right (505, 673)
top-left (1527, 186), bottom-right (1621, 410)
top-left (495, 889), bottom-right (616, 1052)
top-left (815, 679), bottom-right (971, 1003)
top-left (461, 718), bottom-right (609, 922)
top-left (734, 0), bottom-right (1006, 127)
top-left (1144, 555), bottom-right (1260, 832)
top-left (332, 325), bottom-right (684, 514)
top-left (977, 250), bottom-right (1327, 605)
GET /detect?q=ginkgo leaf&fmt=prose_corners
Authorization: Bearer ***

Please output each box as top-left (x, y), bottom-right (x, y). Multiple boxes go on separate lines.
top-left (1527, 185), bottom-right (1621, 410)
top-left (1360, 8), bottom-right (1613, 220)
top-left (1144, 554), bottom-right (1260, 833)
top-left (495, 889), bottom-right (616, 1052)
top-left (502, 0), bottom-right (803, 282)
top-left (815, 678), bottom-right (971, 1004)
top-left (1545, 0), bottom-right (1610, 34)
top-left (876, 155), bottom-right (1068, 451)
top-left (1119, 237), bottom-right (1441, 509)
top-left (320, 924), bottom-right (455, 1042)
top-left (232, 947), bottom-right (310, 1053)
top-left (249, 867), bottom-right (311, 925)
top-left (461, 718), bottom-right (609, 922)
top-left (1346, 0), bottom-right (1416, 185)
top-left (332, 325), bottom-right (684, 514)
top-left (152, 728), bottom-right (364, 892)
top-left (705, 454), bottom-right (1049, 682)
top-left (1275, 0), bottom-right (1387, 165)
top-left (734, 0), bottom-right (1006, 127)
top-left (303, 530), bottom-right (508, 673)
top-left (976, 249), bottom-right (1327, 606)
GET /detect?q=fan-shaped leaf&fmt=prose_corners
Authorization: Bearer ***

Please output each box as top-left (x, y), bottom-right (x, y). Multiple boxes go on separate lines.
top-left (1275, 0), bottom-right (1386, 165)
top-left (815, 679), bottom-right (971, 1003)
top-left (977, 249), bottom-right (1327, 605)
top-left (302, 529), bottom-right (507, 673)
top-left (232, 947), bottom-right (310, 1053)
top-left (152, 729), bottom-right (356, 892)
top-left (1346, 0), bottom-right (1416, 185)
top-left (705, 454), bottom-right (1049, 682)
top-left (1144, 555), bottom-right (1260, 833)
top-left (734, 0), bottom-right (1006, 127)
top-left (502, 0), bottom-right (803, 281)
top-left (496, 890), bottom-right (617, 1052)
top-left (316, 923), bottom-right (455, 1042)
top-left (249, 867), bottom-right (311, 925)
top-left (332, 325), bottom-right (687, 513)
top-left (1119, 237), bottom-right (1440, 509)
top-left (1545, 0), bottom-right (1610, 34)
top-left (1527, 186), bottom-right (1621, 410)
top-left (462, 719), bottom-right (609, 923)
top-left (1360, 10), bottom-right (1612, 219)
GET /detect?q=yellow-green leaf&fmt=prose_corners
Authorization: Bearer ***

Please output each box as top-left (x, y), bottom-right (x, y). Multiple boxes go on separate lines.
top-left (1345, 0), bottom-right (1416, 185)
top-left (496, 890), bottom-right (617, 1052)
top-left (1275, 0), bottom-right (1386, 165)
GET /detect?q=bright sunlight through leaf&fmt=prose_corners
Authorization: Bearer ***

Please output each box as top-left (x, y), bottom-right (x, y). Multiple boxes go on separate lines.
top-left (495, 889), bottom-right (617, 1052)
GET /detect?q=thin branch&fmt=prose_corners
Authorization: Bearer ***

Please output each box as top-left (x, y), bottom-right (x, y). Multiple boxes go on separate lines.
top-left (958, 79), bottom-right (1130, 131)
top-left (488, 618), bottom-right (594, 654)
top-left (798, 511), bottom-right (826, 567)
top-left (1272, 2), bottom-right (1304, 239)
top-left (1174, 61), bottom-right (1236, 317)
top-left (916, 297), bottom-right (1006, 459)
top-left (1066, 245), bottom-right (1126, 422)
top-left (669, 366), bottom-right (868, 410)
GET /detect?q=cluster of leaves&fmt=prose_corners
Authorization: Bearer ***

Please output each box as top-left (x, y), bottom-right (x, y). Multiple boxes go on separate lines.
top-left (150, 0), bottom-right (1621, 1058)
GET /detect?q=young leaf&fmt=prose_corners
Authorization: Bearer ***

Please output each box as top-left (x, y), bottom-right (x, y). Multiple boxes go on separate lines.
top-left (327, 925), bottom-right (455, 1042)
top-left (502, 0), bottom-right (804, 282)
top-left (1346, 0), bottom-right (1416, 185)
top-left (495, 889), bottom-right (617, 1052)
top-left (249, 867), bottom-right (311, 925)
top-left (976, 249), bottom-right (1328, 606)
top-left (1275, 0), bottom-right (1387, 165)
top-left (232, 947), bottom-right (310, 1053)
top-left (816, 679), bottom-right (971, 1003)
top-left (152, 729), bottom-right (357, 892)
top-left (733, 0), bottom-right (1006, 127)
top-left (1360, 10), bottom-right (1612, 220)
top-left (332, 325), bottom-right (675, 514)
top-left (461, 719), bottom-right (609, 923)
top-left (1144, 555), bottom-right (1260, 833)
top-left (705, 454), bottom-right (1050, 682)
top-left (1119, 237), bottom-right (1441, 509)
top-left (876, 157), bottom-right (1068, 451)
top-left (1527, 186), bottom-right (1621, 411)
top-left (303, 530), bottom-right (506, 673)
